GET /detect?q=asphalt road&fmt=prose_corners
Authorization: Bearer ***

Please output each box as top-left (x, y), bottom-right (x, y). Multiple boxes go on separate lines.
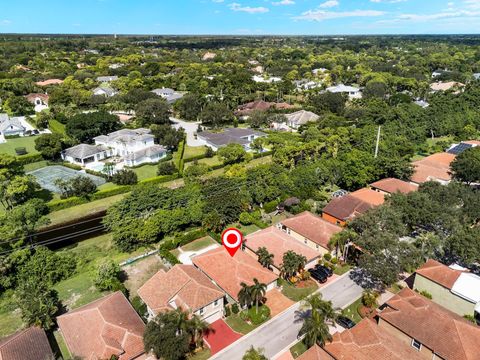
top-left (211, 272), bottom-right (363, 360)
top-left (170, 117), bottom-right (203, 146)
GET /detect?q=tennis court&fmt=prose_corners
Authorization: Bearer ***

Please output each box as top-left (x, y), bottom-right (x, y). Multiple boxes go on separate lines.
top-left (28, 165), bottom-right (106, 193)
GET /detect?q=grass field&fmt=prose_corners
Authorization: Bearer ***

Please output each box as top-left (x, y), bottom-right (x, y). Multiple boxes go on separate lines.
top-left (23, 160), bottom-right (50, 172)
top-left (181, 236), bottom-right (217, 252)
top-left (279, 279), bottom-right (318, 302)
top-left (189, 349), bottom-right (211, 360)
top-left (225, 314), bottom-right (259, 334)
top-left (0, 136), bottom-right (39, 156)
top-left (290, 341), bottom-right (309, 358)
top-left (48, 119), bottom-right (66, 135)
top-left (184, 145), bottom-right (207, 160)
top-left (0, 291), bottom-right (24, 337)
top-left (184, 155), bottom-right (223, 168)
top-left (133, 164), bottom-right (158, 180)
top-left (53, 330), bottom-right (71, 360)
top-left (341, 297), bottom-right (363, 323)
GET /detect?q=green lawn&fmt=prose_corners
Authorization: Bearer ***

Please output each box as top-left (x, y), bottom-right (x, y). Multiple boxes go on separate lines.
top-left (290, 340), bottom-right (309, 358)
top-left (181, 236), bottom-right (217, 252)
top-left (97, 182), bottom-right (121, 191)
top-left (279, 279), bottom-right (318, 302)
top-left (341, 297), bottom-right (362, 323)
top-left (0, 291), bottom-right (24, 337)
top-left (0, 136), bottom-right (39, 156)
top-left (227, 223), bottom-right (261, 235)
top-left (189, 349), bottom-right (211, 360)
top-left (333, 264), bottom-right (352, 276)
top-left (225, 314), bottom-right (259, 334)
top-left (47, 193), bottom-right (127, 226)
top-left (23, 160), bottom-right (49, 172)
top-left (184, 156), bottom-right (222, 168)
top-left (184, 145), bottom-right (207, 160)
top-left (49, 119), bottom-right (66, 135)
top-left (53, 330), bottom-right (71, 360)
top-left (133, 164), bottom-right (159, 181)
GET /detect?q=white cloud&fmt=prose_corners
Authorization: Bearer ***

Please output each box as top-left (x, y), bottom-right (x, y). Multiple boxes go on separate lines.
top-left (0, 19), bottom-right (11, 25)
top-left (212, 0), bottom-right (224, 2)
top-left (272, 0), bottom-right (295, 5)
top-left (370, 0), bottom-right (407, 3)
top-left (319, 0), bottom-right (339, 8)
top-left (294, 9), bottom-right (384, 21)
top-left (464, 0), bottom-right (480, 9)
top-left (397, 9), bottom-right (480, 21)
top-left (229, 3), bottom-right (269, 13)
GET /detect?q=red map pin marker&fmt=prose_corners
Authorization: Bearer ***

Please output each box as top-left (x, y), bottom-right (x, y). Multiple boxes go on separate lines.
top-left (222, 228), bottom-right (243, 257)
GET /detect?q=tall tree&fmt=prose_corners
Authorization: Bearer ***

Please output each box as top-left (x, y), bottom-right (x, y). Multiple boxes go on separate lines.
top-left (249, 278), bottom-right (267, 314)
top-left (257, 247), bottom-right (274, 269)
top-left (451, 147), bottom-right (480, 184)
top-left (135, 98), bottom-right (171, 126)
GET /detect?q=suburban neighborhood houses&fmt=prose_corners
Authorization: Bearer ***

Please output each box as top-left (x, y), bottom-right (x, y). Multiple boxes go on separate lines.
top-left (1, 24), bottom-right (480, 360)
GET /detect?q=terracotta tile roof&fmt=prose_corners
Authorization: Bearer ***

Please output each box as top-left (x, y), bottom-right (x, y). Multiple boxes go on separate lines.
top-left (297, 344), bottom-right (334, 360)
top-left (25, 93), bottom-right (49, 104)
top-left (415, 259), bottom-right (464, 289)
top-left (236, 100), bottom-right (274, 115)
top-left (279, 211), bottom-right (342, 248)
top-left (35, 78), bottom-right (63, 86)
top-left (378, 288), bottom-right (480, 360)
top-left (430, 81), bottom-right (465, 91)
top-left (322, 195), bottom-right (376, 222)
top-left (0, 327), bottom-right (53, 360)
top-left (411, 152), bottom-right (456, 184)
top-left (349, 188), bottom-right (386, 206)
top-left (463, 140), bottom-right (480, 146)
top-left (245, 226), bottom-right (321, 268)
top-left (370, 178), bottom-right (418, 195)
top-left (320, 319), bottom-right (425, 360)
top-left (137, 264), bottom-right (224, 314)
top-left (192, 247), bottom-right (278, 301)
top-left (57, 291), bottom-right (145, 360)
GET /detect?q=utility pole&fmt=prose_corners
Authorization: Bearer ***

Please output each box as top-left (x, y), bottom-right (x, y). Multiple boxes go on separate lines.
top-left (374, 125), bottom-right (381, 158)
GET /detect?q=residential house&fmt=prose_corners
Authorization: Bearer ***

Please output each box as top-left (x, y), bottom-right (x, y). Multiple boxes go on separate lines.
top-left (0, 327), bottom-right (54, 360)
top-left (0, 113), bottom-right (26, 137)
top-left (151, 88), bottom-right (184, 103)
top-left (244, 226), bottom-right (321, 274)
top-left (197, 127), bottom-right (266, 151)
top-left (298, 319), bottom-right (424, 360)
top-left (447, 140), bottom-right (480, 155)
top-left (25, 93), bottom-right (49, 112)
top-left (57, 291), bottom-right (145, 360)
top-left (235, 100), bottom-right (294, 116)
top-left (431, 69), bottom-right (451, 78)
top-left (370, 178), bottom-right (418, 195)
top-left (138, 264), bottom-right (225, 323)
top-left (35, 78), bottom-right (63, 86)
top-left (93, 86), bottom-right (117, 97)
top-left (62, 143), bottom-right (111, 166)
top-left (192, 247), bottom-right (278, 304)
top-left (276, 211), bottom-right (342, 255)
top-left (293, 79), bottom-right (321, 91)
top-left (411, 152), bottom-right (456, 185)
top-left (252, 75), bottom-right (282, 83)
top-left (284, 110), bottom-right (319, 130)
top-left (413, 259), bottom-right (480, 321)
top-left (312, 68), bottom-right (328, 75)
top-left (202, 52), bottom-right (217, 61)
top-left (377, 287), bottom-right (480, 360)
top-left (251, 65), bottom-right (264, 74)
top-left (430, 81), bottom-right (465, 93)
top-left (96, 75), bottom-right (119, 83)
top-left (414, 99), bottom-right (429, 108)
top-left (322, 188), bottom-right (385, 226)
top-left (325, 84), bottom-right (362, 99)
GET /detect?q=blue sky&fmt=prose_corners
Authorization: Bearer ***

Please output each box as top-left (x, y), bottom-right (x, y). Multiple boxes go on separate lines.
top-left (1, 0), bottom-right (480, 35)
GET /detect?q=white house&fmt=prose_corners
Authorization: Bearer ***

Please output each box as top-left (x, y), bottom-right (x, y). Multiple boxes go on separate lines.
top-left (62, 144), bottom-right (112, 166)
top-left (0, 113), bottom-right (26, 137)
top-left (252, 75), bottom-right (282, 83)
top-left (197, 128), bottom-right (266, 152)
top-left (326, 84), bottom-right (362, 99)
top-left (93, 87), bottom-right (117, 97)
top-left (25, 93), bottom-right (49, 112)
top-left (151, 88), bottom-right (184, 103)
top-left (473, 73), bottom-right (480, 80)
top-left (294, 79), bottom-right (321, 91)
top-left (284, 110), bottom-right (319, 129)
top-left (96, 76), bottom-right (118, 83)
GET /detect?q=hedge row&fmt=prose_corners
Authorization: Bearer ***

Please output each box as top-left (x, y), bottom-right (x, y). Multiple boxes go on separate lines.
top-left (253, 150), bottom-right (273, 159)
top-left (158, 248), bottom-right (181, 265)
top-left (184, 153), bottom-right (208, 163)
top-left (16, 153), bottom-right (44, 165)
top-left (157, 228), bottom-right (208, 265)
top-left (138, 173), bottom-right (179, 186)
top-left (48, 196), bottom-right (88, 212)
top-left (90, 185), bottom-right (131, 201)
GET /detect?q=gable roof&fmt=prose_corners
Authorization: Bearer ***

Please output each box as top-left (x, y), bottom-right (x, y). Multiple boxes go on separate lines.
top-left (430, 81), bottom-right (465, 91)
top-left (411, 152), bottom-right (456, 184)
top-left (378, 288), bottom-right (480, 360)
top-left (137, 264), bottom-right (224, 314)
top-left (319, 319), bottom-right (425, 360)
top-left (245, 226), bottom-right (321, 268)
top-left (349, 188), bottom-right (386, 206)
top-left (0, 116), bottom-right (25, 133)
top-left (415, 259), bottom-right (464, 290)
top-left (25, 93), bottom-right (49, 104)
top-left (285, 110), bottom-right (320, 126)
top-left (96, 75), bottom-right (119, 82)
top-left (297, 345), bottom-right (334, 360)
top-left (192, 247), bottom-right (278, 301)
top-left (197, 128), bottom-right (265, 148)
top-left (93, 87), bottom-right (117, 97)
top-left (0, 327), bottom-right (53, 360)
top-left (35, 78), bottom-right (63, 86)
top-left (94, 128), bottom-right (153, 144)
top-left (370, 178), bottom-right (418, 194)
top-left (326, 84), bottom-right (360, 93)
top-left (57, 291), bottom-right (145, 360)
top-left (322, 194), bottom-right (376, 222)
top-left (124, 145), bottom-right (166, 162)
top-left (279, 211), bottom-right (342, 249)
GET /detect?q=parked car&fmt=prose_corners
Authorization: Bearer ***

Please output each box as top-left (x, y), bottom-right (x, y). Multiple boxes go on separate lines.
top-left (337, 315), bottom-right (356, 329)
top-left (308, 268), bottom-right (328, 283)
top-left (315, 264), bottom-right (333, 277)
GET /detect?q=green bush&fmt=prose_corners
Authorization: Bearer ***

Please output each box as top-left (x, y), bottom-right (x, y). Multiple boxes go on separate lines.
top-left (246, 305), bottom-right (270, 325)
top-left (159, 248), bottom-right (180, 265)
top-left (176, 229), bottom-right (208, 247)
top-left (263, 200), bottom-right (278, 213)
top-left (16, 153), bottom-right (44, 165)
top-left (225, 306), bottom-right (231, 317)
top-left (239, 212), bottom-right (254, 225)
top-left (139, 173), bottom-right (179, 186)
top-left (231, 303), bottom-right (240, 314)
top-left (111, 169), bottom-right (138, 185)
top-left (419, 290), bottom-right (433, 299)
top-left (330, 257), bottom-right (338, 264)
top-left (323, 253), bottom-right (332, 261)
top-left (94, 260), bottom-right (125, 292)
top-left (157, 161), bottom-right (177, 176)
top-left (91, 185), bottom-right (131, 200)
top-left (131, 296), bottom-right (148, 321)
top-left (48, 196), bottom-right (88, 212)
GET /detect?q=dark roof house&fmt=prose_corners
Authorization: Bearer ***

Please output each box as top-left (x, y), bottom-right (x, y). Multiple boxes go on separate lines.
top-left (0, 327), bottom-right (53, 360)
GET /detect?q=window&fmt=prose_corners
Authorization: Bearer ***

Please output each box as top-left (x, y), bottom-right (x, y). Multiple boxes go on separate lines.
top-left (214, 300), bottom-right (219, 306)
top-left (411, 339), bottom-right (422, 351)
top-left (304, 240), bottom-right (308, 245)
top-left (199, 307), bottom-right (204, 315)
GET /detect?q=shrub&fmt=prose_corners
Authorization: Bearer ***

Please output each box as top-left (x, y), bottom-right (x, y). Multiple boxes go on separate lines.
top-left (263, 200), bottom-right (278, 213)
top-left (362, 290), bottom-right (379, 308)
top-left (157, 161), bottom-right (177, 176)
top-left (112, 169), bottom-right (138, 185)
top-left (419, 290), bottom-right (433, 299)
top-left (48, 196), bottom-right (87, 212)
top-left (158, 247), bottom-right (180, 265)
top-left (55, 176), bottom-right (97, 199)
top-left (205, 147), bottom-right (215, 158)
top-left (463, 314), bottom-right (476, 324)
top-left (91, 185), bottom-right (131, 200)
top-left (239, 212), bottom-right (254, 225)
top-left (323, 253), bottom-right (332, 261)
top-left (231, 303), bottom-right (240, 314)
top-left (330, 257), bottom-right (338, 264)
top-left (224, 306), bottom-right (231, 317)
top-left (16, 153), bottom-right (44, 165)
top-left (246, 305), bottom-right (270, 325)
top-left (94, 260), bottom-right (125, 292)
top-left (176, 229), bottom-right (207, 247)
top-left (131, 296), bottom-right (148, 321)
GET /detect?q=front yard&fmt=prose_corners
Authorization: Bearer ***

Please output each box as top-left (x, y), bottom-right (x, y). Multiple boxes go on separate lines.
top-left (225, 305), bottom-right (271, 335)
top-left (279, 278), bottom-right (319, 302)
top-left (0, 136), bottom-right (39, 156)
top-left (341, 296), bottom-right (363, 323)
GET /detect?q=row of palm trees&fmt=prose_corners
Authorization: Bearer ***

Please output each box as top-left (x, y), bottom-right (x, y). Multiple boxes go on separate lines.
top-left (170, 308), bottom-right (212, 349)
top-left (238, 278), bottom-right (267, 314)
top-left (257, 247), bottom-right (307, 280)
top-left (296, 293), bottom-right (339, 347)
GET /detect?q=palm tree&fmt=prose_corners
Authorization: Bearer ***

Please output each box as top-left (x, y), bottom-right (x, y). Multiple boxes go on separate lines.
top-left (238, 282), bottom-right (252, 309)
top-left (171, 308), bottom-right (190, 335)
top-left (257, 247), bottom-right (274, 269)
top-left (281, 251), bottom-right (307, 279)
top-left (242, 346), bottom-right (268, 360)
top-left (302, 293), bottom-right (338, 326)
top-left (187, 314), bottom-right (211, 349)
top-left (298, 308), bottom-right (332, 347)
top-left (249, 278), bottom-right (267, 314)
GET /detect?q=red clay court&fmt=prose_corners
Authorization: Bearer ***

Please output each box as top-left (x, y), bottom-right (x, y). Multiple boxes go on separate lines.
top-left (203, 319), bottom-right (243, 355)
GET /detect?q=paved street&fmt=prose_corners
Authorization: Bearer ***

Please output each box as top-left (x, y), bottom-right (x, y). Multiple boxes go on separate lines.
top-left (211, 272), bottom-right (363, 360)
top-left (170, 117), bottom-right (203, 146)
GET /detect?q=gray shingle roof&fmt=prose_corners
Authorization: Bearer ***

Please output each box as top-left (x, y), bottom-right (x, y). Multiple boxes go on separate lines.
top-left (64, 144), bottom-right (108, 159)
top-left (197, 128), bottom-right (266, 147)
top-left (96, 76), bottom-right (119, 82)
top-left (0, 116), bottom-right (25, 132)
top-left (93, 87), bottom-right (116, 97)
top-left (124, 145), bottom-right (166, 161)
top-left (94, 128), bottom-right (154, 144)
top-left (285, 110), bottom-right (319, 126)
